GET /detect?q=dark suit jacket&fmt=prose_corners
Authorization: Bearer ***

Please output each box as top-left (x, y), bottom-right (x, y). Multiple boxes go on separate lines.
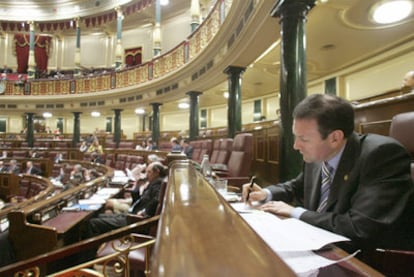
top-left (7, 165), bottom-right (20, 175)
top-left (130, 177), bottom-right (163, 217)
top-left (26, 166), bottom-right (42, 176)
top-left (268, 132), bottom-right (414, 251)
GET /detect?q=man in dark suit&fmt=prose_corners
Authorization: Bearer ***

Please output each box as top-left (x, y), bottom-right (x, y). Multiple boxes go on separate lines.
top-left (243, 94), bottom-right (414, 253)
top-left (0, 161), bottom-right (7, 173)
top-left (90, 152), bottom-right (104, 164)
top-left (7, 160), bottom-right (20, 175)
top-left (25, 161), bottom-right (42, 176)
top-left (86, 161), bottom-right (167, 237)
top-left (181, 138), bottom-right (193, 159)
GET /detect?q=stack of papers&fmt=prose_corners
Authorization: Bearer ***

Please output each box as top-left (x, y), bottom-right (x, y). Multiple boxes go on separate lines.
top-left (95, 187), bottom-right (120, 199)
top-left (111, 170), bottom-right (129, 184)
top-left (61, 187), bottom-right (121, 212)
top-left (231, 203), bottom-right (357, 276)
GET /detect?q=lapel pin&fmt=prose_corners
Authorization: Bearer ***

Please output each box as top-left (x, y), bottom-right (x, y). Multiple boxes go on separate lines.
top-left (344, 174), bottom-right (348, 181)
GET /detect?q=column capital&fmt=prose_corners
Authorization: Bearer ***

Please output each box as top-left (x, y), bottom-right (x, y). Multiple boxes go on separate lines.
top-left (150, 102), bottom-right (163, 108)
top-left (27, 21), bottom-right (35, 30)
top-left (115, 6), bottom-right (123, 17)
top-left (186, 91), bottom-right (203, 97)
top-left (271, 0), bottom-right (316, 18)
top-left (223, 66), bottom-right (246, 76)
top-left (74, 17), bottom-right (81, 27)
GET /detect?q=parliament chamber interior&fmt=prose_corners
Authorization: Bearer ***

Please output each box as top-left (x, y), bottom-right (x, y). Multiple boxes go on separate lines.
top-left (0, 0), bottom-right (414, 276)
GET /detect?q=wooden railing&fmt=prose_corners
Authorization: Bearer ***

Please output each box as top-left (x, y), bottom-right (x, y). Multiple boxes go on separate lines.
top-left (0, 174), bottom-right (54, 232)
top-left (6, 161), bottom-right (113, 261)
top-left (0, 216), bottom-right (160, 276)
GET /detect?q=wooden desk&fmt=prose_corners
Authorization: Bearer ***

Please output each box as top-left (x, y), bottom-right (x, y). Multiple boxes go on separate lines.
top-left (43, 211), bottom-right (92, 234)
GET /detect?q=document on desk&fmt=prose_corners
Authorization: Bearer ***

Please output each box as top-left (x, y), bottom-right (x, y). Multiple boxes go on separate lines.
top-left (238, 211), bottom-right (349, 251)
top-left (234, 205), bottom-right (357, 276)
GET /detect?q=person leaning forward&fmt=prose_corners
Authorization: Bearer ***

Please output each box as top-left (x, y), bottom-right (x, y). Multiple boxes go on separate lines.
top-left (243, 94), bottom-right (414, 254)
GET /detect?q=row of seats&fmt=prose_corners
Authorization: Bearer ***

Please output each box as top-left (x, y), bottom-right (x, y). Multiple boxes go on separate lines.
top-left (190, 133), bottom-right (254, 188)
top-left (190, 139), bottom-right (213, 164)
top-left (1, 150), bottom-right (68, 160)
top-left (82, 152), bottom-right (145, 170)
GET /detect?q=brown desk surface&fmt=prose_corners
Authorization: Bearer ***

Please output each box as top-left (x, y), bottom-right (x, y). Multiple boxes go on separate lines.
top-left (43, 211), bottom-right (92, 234)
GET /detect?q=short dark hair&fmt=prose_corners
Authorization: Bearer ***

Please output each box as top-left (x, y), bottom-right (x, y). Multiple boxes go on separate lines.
top-left (293, 94), bottom-right (354, 139)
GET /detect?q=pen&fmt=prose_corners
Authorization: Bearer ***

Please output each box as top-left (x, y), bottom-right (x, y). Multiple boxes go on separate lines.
top-left (245, 176), bottom-right (256, 202)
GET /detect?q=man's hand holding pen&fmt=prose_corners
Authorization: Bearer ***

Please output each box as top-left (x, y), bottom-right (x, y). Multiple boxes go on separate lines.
top-left (242, 177), bottom-right (267, 203)
top-left (242, 179), bottom-right (294, 217)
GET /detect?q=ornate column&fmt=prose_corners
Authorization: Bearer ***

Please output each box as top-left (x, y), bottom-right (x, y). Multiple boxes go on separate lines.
top-left (141, 114), bottom-right (147, 132)
top-left (57, 117), bottom-right (64, 134)
top-left (72, 112), bottom-right (81, 147)
top-left (74, 17), bottom-right (81, 77)
top-left (153, 0), bottom-right (162, 56)
top-left (224, 66), bottom-right (245, 138)
top-left (26, 113), bottom-right (35, 148)
top-left (115, 7), bottom-right (124, 69)
top-left (151, 103), bottom-right (162, 148)
top-left (187, 91), bottom-right (202, 140)
top-left (271, 0), bottom-right (316, 181)
top-left (27, 21), bottom-right (36, 79)
top-left (113, 109), bottom-right (123, 147)
top-left (190, 0), bottom-right (201, 32)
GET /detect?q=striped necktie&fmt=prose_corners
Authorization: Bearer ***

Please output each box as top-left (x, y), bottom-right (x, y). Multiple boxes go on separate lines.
top-left (317, 162), bottom-right (333, 212)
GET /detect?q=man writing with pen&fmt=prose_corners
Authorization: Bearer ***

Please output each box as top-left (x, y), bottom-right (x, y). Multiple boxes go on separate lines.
top-left (242, 94), bottom-right (414, 259)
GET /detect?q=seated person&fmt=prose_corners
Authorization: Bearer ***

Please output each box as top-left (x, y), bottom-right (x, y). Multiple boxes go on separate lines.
top-left (79, 140), bottom-right (89, 153)
top-left (402, 70), bottom-right (414, 92)
top-left (54, 152), bottom-right (64, 164)
top-left (25, 161), bottom-right (42, 176)
top-left (106, 163), bottom-right (148, 214)
top-left (242, 94), bottom-right (414, 257)
top-left (84, 168), bottom-right (101, 182)
top-left (7, 160), bottom-right (20, 175)
top-left (135, 140), bottom-right (147, 150)
top-left (0, 161), bottom-right (7, 172)
top-left (91, 152), bottom-right (104, 164)
top-left (170, 137), bottom-right (183, 152)
top-left (145, 138), bottom-right (157, 150)
top-left (51, 163), bottom-right (70, 190)
top-left (0, 151), bottom-right (8, 160)
top-left (87, 139), bottom-right (103, 154)
top-left (181, 138), bottom-right (193, 158)
top-left (85, 161), bottom-right (167, 239)
top-left (68, 164), bottom-right (85, 188)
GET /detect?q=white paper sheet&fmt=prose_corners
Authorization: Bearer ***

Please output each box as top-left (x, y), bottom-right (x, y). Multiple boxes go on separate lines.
top-left (232, 203), bottom-right (358, 276)
top-left (239, 212), bottom-right (349, 251)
